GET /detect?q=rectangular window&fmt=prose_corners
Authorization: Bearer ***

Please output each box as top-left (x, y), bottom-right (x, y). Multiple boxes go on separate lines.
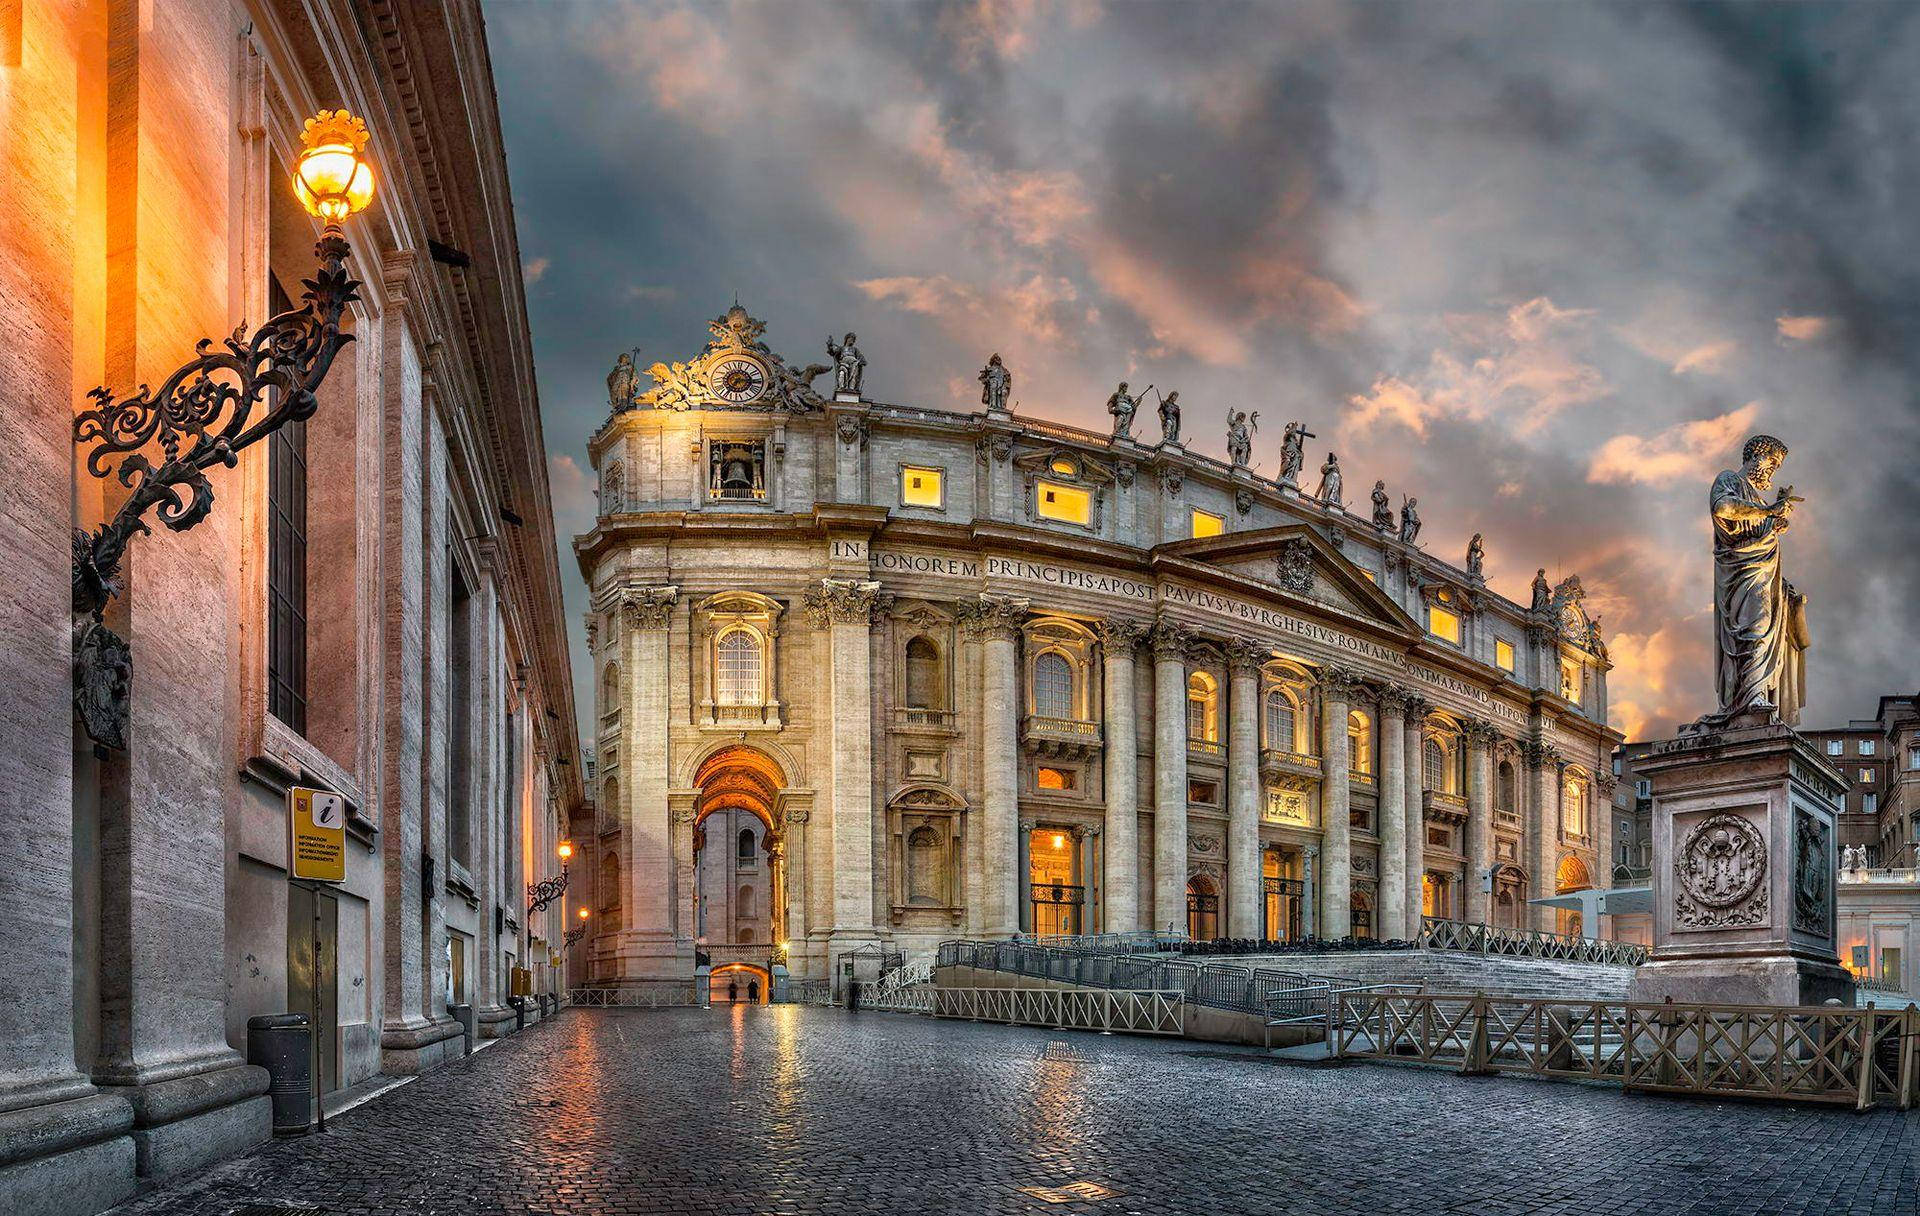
top-left (1427, 604), bottom-right (1461, 644)
top-left (1827, 739), bottom-right (1844, 756)
top-left (1910, 748), bottom-right (1920, 771)
top-left (266, 279), bottom-right (307, 735)
top-left (1560, 659), bottom-right (1581, 702)
top-left (1189, 509), bottom-right (1224, 538)
top-left (1636, 779), bottom-right (1650, 798)
top-left (1187, 779), bottom-right (1218, 806)
top-left (1035, 480), bottom-right (1092, 526)
top-left (1864, 793), bottom-right (1878, 815)
top-left (1860, 740), bottom-right (1876, 756)
top-left (900, 465), bottom-right (944, 509)
top-left (449, 559), bottom-right (473, 866)
top-left (1495, 639), bottom-right (1515, 673)
top-left (1859, 768), bottom-right (1874, 784)
top-left (1035, 766), bottom-right (1077, 792)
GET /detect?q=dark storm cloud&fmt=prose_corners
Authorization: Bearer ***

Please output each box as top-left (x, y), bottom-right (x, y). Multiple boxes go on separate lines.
top-left (484, 0), bottom-right (1920, 741)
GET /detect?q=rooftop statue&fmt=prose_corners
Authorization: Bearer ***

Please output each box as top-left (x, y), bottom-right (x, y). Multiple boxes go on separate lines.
top-left (1706, 433), bottom-right (1808, 726)
top-left (1107, 381), bottom-right (1137, 438)
top-left (607, 348), bottom-right (640, 412)
top-left (1226, 407), bottom-right (1258, 466)
top-left (1160, 391), bottom-right (1183, 445)
top-left (1530, 568), bottom-right (1551, 613)
top-left (1371, 480), bottom-right (1393, 531)
top-left (1316, 453), bottom-right (1343, 506)
top-left (1398, 496), bottom-right (1421, 545)
top-left (1466, 533), bottom-right (1485, 580)
top-left (979, 353), bottom-right (1012, 413)
top-left (827, 332), bottom-right (866, 396)
top-left (1279, 421), bottom-right (1314, 485)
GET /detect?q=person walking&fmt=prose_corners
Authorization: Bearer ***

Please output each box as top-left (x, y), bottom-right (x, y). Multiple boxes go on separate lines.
top-left (727, 978), bottom-right (738, 1003)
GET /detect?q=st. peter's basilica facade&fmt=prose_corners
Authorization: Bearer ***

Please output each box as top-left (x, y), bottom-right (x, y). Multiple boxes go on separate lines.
top-left (573, 307), bottom-right (1618, 999)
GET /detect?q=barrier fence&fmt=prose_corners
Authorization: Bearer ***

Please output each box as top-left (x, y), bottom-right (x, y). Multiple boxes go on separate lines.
top-left (1334, 992), bottom-right (1920, 1110)
top-left (927, 987), bottom-right (1185, 1035)
top-left (936, 939), bottom-right (1332, 1019)
top-left (1417, 917), bottom-right (1649, 967)
top-left (568, 987), bottom-right (696, 1008)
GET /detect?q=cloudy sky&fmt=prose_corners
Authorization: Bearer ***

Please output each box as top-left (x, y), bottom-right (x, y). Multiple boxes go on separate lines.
top-left (487, 0), bottom-right (1920, 743)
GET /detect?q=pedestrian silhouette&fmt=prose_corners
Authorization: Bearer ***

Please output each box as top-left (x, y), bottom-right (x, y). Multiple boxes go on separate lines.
top-left (727, 979), bottom-right (738, 1003)
top-left (748, 979), bottom-right (759, 1003)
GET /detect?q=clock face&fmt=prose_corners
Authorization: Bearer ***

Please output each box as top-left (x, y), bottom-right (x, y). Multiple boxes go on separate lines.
top-left (709, 356), bottom-right (767, 404)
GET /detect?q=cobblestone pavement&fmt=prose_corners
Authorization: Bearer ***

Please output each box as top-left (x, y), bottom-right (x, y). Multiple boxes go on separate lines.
top-left (108, 1006), bottom-right (1916, 1216)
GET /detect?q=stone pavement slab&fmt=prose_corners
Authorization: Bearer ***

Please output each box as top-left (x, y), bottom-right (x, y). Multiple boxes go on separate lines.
top-left (103, 1007), bottom-right (1918, 1216)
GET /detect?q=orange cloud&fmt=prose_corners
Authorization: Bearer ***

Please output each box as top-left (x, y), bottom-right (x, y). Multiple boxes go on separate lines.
top-left (1776, 314), bottom-right (1830, 342)
top-left (1586, 402), bottom-right (1758, 486)
top-left (1671, 339), bottom-right (1736, 375)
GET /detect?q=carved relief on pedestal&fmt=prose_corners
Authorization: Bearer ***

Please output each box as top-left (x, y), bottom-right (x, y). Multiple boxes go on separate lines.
top-left (1672, 812), bottom-right (1769, 931)
top-left (1792, 810), bottom-right (1833, 937)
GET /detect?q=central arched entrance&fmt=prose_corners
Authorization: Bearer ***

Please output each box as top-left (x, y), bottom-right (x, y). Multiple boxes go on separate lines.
top-left (691, 746), bottom-right (788, 986)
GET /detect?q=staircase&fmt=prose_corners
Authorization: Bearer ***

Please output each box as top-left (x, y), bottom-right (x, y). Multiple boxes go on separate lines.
top-left (1251, 949), bottom-right (1635, 1002)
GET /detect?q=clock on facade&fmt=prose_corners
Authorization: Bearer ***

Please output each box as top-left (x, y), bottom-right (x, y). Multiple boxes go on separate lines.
top-left (709, 356), bottom-right (767, 404)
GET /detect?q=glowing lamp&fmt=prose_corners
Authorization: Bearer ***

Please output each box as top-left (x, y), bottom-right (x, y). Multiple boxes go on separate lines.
top-left (556, 839), bottom-right (575, 862)
top-left (1052, 834), bottom-right (1065, 850)
top-left (293, 109), bottom-right (376, 224)
top-left (577, 906), bottom-right (591, 920)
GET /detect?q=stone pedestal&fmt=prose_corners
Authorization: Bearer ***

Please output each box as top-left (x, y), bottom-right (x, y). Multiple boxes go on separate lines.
top-left (1629, 714), bottom-right (1853, 1008)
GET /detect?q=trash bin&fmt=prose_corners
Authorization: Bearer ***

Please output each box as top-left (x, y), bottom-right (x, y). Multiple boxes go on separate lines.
top-left (448, 1002), bottom-right (474, 1055)
top-left (511, 995), bottom-right (525, 1032)
top-left (247, 1014), bottom-right (312, 1137)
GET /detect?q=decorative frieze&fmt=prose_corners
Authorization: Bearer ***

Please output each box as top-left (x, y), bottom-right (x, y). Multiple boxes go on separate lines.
top-left (805, 578), bottom-right (892, 628)
top-left (1792, 811), bottom-right (1833, 937)
top-left (620, 585), bottom-right (679, 630)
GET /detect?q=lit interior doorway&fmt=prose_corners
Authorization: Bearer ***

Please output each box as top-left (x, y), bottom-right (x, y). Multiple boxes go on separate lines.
top-left (1263, 848), bottom-right (1304, 942)
top-left (690, 746), bottom-right (788, 976)
top-left (1556, 854), bottom-right (1592, 937)
top-left (1186, 875), bottom-right (1220, 941)
top-left (1028, 826), bottom-right (1082, 937)
top-left (709, 963), bottom-right (770, 1004)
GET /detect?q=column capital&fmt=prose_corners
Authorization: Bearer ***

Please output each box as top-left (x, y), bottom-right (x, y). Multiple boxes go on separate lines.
top-left (1225, 637), bottom-right (1267, 675)
top-left (804, 578), bottom-right (893, 628)
top-left (1149, 617), bottom-right (1191, 660)
top-left (1595, 772), bottom-right (1619, 798)
top-left (1462, 718), bottom-right (1501, 749)
top-left (1376, 683), bottom-right (1414, 717)
top-left (958, 592), bottom-right (1029, 638)
top-left (1320, 665), bottom-right (1364, 701)
top-left (1018, 817), bottom-right (1038, 834)
top-left (1095, 616), bottom-right (1151, 652)
top-left (1522, 739), bottom-right (1564, 771)
top-left (1402, 692), bottom-right (1435, 722)
top-left (620, 585), bottom-right (679, 630)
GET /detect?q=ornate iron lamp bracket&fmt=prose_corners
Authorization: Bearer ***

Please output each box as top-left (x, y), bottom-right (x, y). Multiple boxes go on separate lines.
top-left (563, 924), bottom-right (588, 949)
top-left (527, 871), bottom-right (569, 918)
top-left (71, 230), bottom-right (361, 750)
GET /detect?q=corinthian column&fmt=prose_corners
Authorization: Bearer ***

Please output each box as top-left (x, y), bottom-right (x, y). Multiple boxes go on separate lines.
top-left (965, 594), bottom-right (1029, 937)
top-left (1319, 668), bottom-right (1358, 938)
top-left (1526, 741), bottom-right (1563, 934)
top-left (1376, 685), bottom-right (1410, 939)
top-left (1096, 617), bottom-right (1148, 934)
top-left (1150, 619), bottom-right (1191, 934)
top-left (807, 578), bottom-right (893, 940)
top-left (1225, 639), bottom-right (1265, 939)
top-left (1463, 719), bottom-right (1499, 924)
top-left (620, 586), bottom-right (679, 975)
top-left (1403, 695), bottom-right (1432, 939)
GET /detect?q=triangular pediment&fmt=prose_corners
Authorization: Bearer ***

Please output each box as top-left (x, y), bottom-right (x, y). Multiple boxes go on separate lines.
top-left (1154, 524), bottom-right (1422, 635)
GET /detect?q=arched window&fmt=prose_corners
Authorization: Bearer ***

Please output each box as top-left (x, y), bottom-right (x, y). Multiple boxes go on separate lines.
top-left (1033, 652), bottom-right (1074, 720)
top-left (598, 850), bottom-right (620, 927)
top-left (737, 885), bottom-right (754, 919)
top-left (1348, 709), bottom-right (1372, 775)
top-left (600, 662), bottom-right (619, 717)
top-left (737, 827), bottom-right (755, 862)
top-left (1187, 672), bottom-right (1219, 742)
top-left (1562, 771), bottom-right (1590, 838)
top-left (1186, 875), bottom-right (1220, 941)
top-left (907, 825), bottom-right (943, 906)
top-left (1265, 690), bottom-right (1298, 753)
top-left (1498, 761), bottom-right (1517, 814)
top-left (715, 628), bottom-right (763, 706)
top-left (1423, 738), bottom-right (1446, 792)
top-left (905, 637), bottom-right (943, 709)
top-left (1351, 889), bottom-right (1374, 940)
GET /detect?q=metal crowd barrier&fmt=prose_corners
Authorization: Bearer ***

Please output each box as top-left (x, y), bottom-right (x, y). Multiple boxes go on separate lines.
top-left (1333, 991), bottom-right (1920, 1110)
top-left (928, 987), bottom-right (1185, 1036)
top-left (1417, 917), bottom-right (1650, 967)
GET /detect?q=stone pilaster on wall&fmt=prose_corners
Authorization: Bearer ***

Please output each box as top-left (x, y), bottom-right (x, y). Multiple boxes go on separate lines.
top-left (965, 593), bottom-right (1027, 938)
top-left (1526, 741), bottom-right (1564, 934)
top-left (1225, 640), bottom-right (1263, 938)
top-left (1403, 697), bottom-right (1433, 939)
top-left (619, 586), bottom-right (679, 974)
top-left (1150, 619), bottom-right (1191, 934)
top-left (806, 578), bottom-right (891, 939)
top-left (1319, 669), bottom-right (1357, 937)
top-left (1464, 719), bottom-right (1499, 924)
top-left (1096, 617), bottom-right (1147, 935)
top-left (1376, 685), bottom-right (1410, 940)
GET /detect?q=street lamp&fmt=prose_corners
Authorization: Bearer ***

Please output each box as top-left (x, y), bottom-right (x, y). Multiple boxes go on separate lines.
top-left (564, 905), bottom-right (590, 949)
top-left (556, 839), bottom-right (575, 863)
top-left (72, 109), bottom-right (376, 750)
top-left (528, 838), bottom-right (575, 917)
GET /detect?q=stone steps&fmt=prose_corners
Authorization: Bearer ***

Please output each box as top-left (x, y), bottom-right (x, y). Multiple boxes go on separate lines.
top-left (1214, 949), bottom-right (1636, 1003)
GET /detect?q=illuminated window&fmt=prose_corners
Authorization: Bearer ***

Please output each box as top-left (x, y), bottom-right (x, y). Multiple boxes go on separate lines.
top-left (1188, 779), bottom-right (1219, 806)
top-left (1033, 652), bottom-right (1074, 719)
top-left (1359, 569), bottom-right (1377, 583)
top-left (1560, 658), bottom-right (1582, 702)
top-left (1562, 772), bottom-right (1590, 837)
top-left (1423, 738), bottom-right (1446, 792)
top-left (900, 465), bottom-right (944, 508)
top-left (1036, 480), bottom-right (1092, 526)
top-left (1348, 709), bottom-right (1372, 775)
top-left (1860, 768), bottom-right (1874, 784)
top-left (1049, 456), bottom-right (1078, 476)
top-left (1427, 604), bottom-right (1461, 644)
top-left (715, 628), bottom-right (763, 706)
top-left (1495, 639), bottom-right (1515, 673)
top-left (1189, 509), bottom-right (1224, 538)
top-left (1187, 672), bottom-right (1219, 741)
top-left (1036, 766), bottom-right (1077, 792)
top-left (1265, 690), bottom-right (1298, 752)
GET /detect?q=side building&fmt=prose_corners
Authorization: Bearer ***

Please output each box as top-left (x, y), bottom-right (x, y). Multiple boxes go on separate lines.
top-left (0, 4), bottom-right (578, 1212)
top-left (573, 308), bottom-right (1620, 1000)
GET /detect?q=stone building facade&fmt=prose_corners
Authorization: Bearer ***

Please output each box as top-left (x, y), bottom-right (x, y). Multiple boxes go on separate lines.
top-left (574, 308), bottom-right (1620, 997)
top-left (1803, 694), bottom-right (1920, 866)
top-left (0, 4), bottom-right (577, 1213)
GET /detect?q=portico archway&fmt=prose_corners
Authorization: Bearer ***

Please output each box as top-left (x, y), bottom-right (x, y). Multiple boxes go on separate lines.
top-left (690, 746), bottom-right (789, 979)
top-left (709, 962), bottom-right (771, 1004)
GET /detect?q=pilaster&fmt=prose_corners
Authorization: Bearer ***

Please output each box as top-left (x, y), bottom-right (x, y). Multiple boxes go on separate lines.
top-left (1525, 740), bottom-right (1563, 935)
top-left (1096, 617), bottom-right (1147, 934)
top-left (1376, 685), bottom-right (1410, 939)
top-left (1225, 639), bottom-right (1263, 938)
top-left (1464, 719), bottom-right (1499, 924)
top-left (963, 593), bottom-right (1028, 937)
top-left (1150, 619), bottom-right (1191, 934)
top-left (1403, 695), bottom-right (1433, 938)
top-left (1319, 668), bottom-right (1358, 937)
top-left (805, 578), bottom-right (892, 941)
top-left (619, 586), bottom-right (679, 975)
